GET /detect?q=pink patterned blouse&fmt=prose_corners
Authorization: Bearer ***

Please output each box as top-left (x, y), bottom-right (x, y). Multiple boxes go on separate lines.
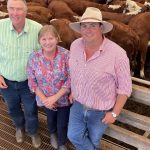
top-left (27, 46), bottom-right (70, 107)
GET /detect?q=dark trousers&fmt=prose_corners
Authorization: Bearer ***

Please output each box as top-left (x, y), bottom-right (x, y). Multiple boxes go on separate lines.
top-left (44, 106), bottom-right (70, 146)
top-left (0, 78), bottom-right (38, 135)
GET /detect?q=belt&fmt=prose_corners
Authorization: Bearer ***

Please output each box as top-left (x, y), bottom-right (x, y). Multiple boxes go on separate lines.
top-left (75, 100), bottom-right (112, 112)
top-left (83, 104), bottom-right (112, 112)
top-left (4, 77), bottom-right (27, 83)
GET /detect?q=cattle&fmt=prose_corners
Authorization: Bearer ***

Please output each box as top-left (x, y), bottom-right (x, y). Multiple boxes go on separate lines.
top-left (1, 0), bottom-right (149, 79)
top-left (128, 12), bottom-right (150, 78)
top-left (135, 0), bottom-right (150, 4)
top-left (101, 11), bottom-right (134, 24)
top-left (79, 0), bottom-right (108, 4)
top-left (0, 10), bottom-right (8, 19)
top-left (0, 5), bottom-right (7, 13)
top-left (62, 0), bottom-right (104, 15)
top-left (123, 0), bottom-right (143, 15)
top-left (100, 3), bottom-right (126, 13)
top-left (27, 5), bottom-right (52, 21)
top-left (141, 2), bottom-right (150, 13)
top-left (55, 0), bottom-right (126, 16)
top-left (47, 0), bottom-right (110, 5)
top-left (26, 12), bottom-right (50, 25)
top-left (107, 4), bottom-right (126, 13)
top-left (50, 0), bottom-right (129, 15)
top-left (27, 2), bottom-right (47, 7)
top-left (50, 18), bottom-right (81, 49)
top-left (106, 20), bottom-right (140, 74)
top-left (0, 0), bottom-right (6, 5)
top-left (48, 0), bottom-right (77, 21)
top-left (122, 0), bottom-right (150, 15)
top-left (26, 0), bottom-right (48, 7)
top-left (107, 0), bottom-right (125, 5)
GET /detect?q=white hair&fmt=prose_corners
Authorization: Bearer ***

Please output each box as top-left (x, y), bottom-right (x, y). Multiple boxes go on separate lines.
top-left (7, 0), bottom-right (27, 11)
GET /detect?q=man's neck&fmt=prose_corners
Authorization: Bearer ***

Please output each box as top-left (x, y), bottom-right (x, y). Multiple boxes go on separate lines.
top-left (13, 22), bottom-right (25, 33)
top-left (85, 36), bottom-right (103, 50)
top-left (84, 36), bottom-right (103, 60)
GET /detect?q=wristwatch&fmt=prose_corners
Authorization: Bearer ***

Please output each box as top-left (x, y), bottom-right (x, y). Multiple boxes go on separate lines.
top-left (111, 112), bottom-right (117, 118)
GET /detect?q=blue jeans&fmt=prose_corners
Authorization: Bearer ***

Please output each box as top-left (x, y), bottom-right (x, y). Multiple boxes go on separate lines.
top-left (68, 101), bottom-right (108, 150)
top-left (44, 105), bottom-right (70, 146)
top-left (0, 78), bottom-right (38, 135)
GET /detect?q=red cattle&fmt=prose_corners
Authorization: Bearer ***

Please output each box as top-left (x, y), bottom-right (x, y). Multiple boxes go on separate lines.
top-left (26, 13), bottom-right (50, 25)
top-left (48, 0), bottom-right (77, 22)
top-left (27, 5), bottom-right (52, 20)
top-left (106, 20), bottom-right (140, 74)
top-left (50, 18), bottom-right (81, 49)
top-left (63, 0), bottom-right (125, 15)
top-left (59, 0), bottom-right (102, 16)
top-left (128, 12), bottom-right (150, 78)
top-left (26, 0), bottom-right (48, 7)
top-left (102, 11), bottom-right (134, 24)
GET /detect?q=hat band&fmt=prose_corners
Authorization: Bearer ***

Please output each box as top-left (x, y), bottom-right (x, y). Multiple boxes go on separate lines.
top-left (80, 17), bottom-right (102, 22)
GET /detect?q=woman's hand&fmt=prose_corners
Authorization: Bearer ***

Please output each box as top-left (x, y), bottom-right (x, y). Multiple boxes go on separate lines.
top-left (43, 95), bottom-right (58, 109)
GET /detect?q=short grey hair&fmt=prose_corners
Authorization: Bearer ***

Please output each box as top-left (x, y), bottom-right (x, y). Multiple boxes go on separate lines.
top-left (7, 0), bottom-right (27, 11)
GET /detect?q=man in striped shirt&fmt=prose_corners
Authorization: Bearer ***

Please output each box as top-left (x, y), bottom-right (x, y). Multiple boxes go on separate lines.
top-left (0, 0), bottom-right (42, 148)
top-left (68, 7), bottom-right (132, 150)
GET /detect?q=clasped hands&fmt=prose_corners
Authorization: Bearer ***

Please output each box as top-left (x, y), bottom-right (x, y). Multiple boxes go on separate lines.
top-left (43, 95), bottom-right (58, 110)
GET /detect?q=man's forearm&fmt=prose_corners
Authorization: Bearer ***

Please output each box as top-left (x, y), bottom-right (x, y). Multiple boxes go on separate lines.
top-left (112, 94), bottom-right (128, 116)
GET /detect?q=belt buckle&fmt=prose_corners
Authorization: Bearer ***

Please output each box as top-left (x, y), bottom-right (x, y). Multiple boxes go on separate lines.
top-left (83, 105), bottom-right (92, 111)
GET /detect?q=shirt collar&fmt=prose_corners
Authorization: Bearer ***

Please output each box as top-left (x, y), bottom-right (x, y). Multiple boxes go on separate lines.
top-left (9, 18), bottom-right (28, 33)
top-left (81, 35), bottom-right (107, 54)
top-left (98, 36), bottom-right (107, 52)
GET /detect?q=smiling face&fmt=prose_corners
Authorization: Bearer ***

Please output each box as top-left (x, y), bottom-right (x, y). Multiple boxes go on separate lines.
top-left (39, 32), bottom-right (59, 53)
top-left (7, 0), bottom-right (27, 29)
top-left (38, 25), bottom-right (60, 55)
top-left (80, 22), bottom-right (102, 43)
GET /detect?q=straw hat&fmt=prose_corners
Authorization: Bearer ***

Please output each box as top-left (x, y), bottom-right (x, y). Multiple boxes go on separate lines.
top-left (69, 7), bottom-right (113, 33)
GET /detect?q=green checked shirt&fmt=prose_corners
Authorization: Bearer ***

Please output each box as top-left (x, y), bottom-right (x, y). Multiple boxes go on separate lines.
top-left (0, 18), bottom-right (42, 81)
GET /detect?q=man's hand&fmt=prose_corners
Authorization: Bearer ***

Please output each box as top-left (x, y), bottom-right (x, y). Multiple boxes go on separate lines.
top-left (69, 93), bottom-right (74, 104)
top-left (102, 112), bottom-right (116, 124)
top-left (0, 75), bottom-right (8, 88)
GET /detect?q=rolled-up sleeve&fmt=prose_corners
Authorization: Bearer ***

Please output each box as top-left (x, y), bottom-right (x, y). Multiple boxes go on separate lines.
top-left (115, 54), bottom-right (132, 97)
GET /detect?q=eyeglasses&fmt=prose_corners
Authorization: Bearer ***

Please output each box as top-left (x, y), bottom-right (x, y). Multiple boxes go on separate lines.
top-left (7, 7), bottom-right (25, 13)
top-left (80, 23), bottom-right (101, 29)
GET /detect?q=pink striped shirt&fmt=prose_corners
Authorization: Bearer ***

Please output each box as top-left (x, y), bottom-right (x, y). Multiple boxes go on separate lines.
top-left (69, 37), bottom-right (132, 110)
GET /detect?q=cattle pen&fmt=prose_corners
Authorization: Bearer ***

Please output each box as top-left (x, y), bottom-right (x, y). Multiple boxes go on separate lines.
top-left (0, 77), bottom-right (150, 150)
top-left (102, 77), bottom-right (150, 150)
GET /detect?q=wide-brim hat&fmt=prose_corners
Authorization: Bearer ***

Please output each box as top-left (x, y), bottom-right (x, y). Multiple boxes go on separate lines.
top-left (69, 7), bottom-right (113, 34)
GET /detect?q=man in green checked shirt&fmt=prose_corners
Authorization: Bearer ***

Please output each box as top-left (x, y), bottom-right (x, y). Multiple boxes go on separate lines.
top-left (0, 0), bottom-right (42, 148)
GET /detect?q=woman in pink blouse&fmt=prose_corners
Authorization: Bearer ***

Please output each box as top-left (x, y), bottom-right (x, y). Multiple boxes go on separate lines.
top-left (27, 25), bottom-right (70, 150)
